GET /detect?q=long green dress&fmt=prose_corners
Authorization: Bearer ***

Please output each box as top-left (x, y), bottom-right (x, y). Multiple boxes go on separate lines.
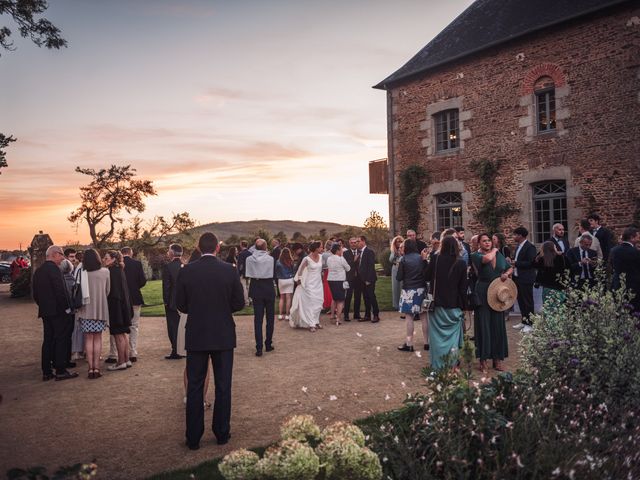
top-left (471, 251), bottom-right (509, 361)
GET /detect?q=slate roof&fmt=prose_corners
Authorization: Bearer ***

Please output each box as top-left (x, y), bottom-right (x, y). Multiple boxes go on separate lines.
top-left (374, 0), bottom-right (632, 90)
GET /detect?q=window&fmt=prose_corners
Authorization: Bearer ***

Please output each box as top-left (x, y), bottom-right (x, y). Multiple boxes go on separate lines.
top-left (532, 181), bottom-right (567, 243)
top-left (436, 192), bottom-right (463, 230)
top-left (434, 109), bottom-right (459, 152)
top-left (534, 76), bottom-right (556, 133)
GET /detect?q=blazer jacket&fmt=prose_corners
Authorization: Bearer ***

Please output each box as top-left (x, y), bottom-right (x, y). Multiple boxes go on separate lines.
top-left (124, 256), bottom-right (146, 306)
top-left (513, 240), bottom-right (538, 284)
top-left (176, 255), bottom-right (245, 351)
top-left (32, 260), bottom-right (69, 318)
top-left (343, 249), bottom-right (358, 282)
top-left (593, 227), bottom-right (613, 261)
top-left (357, 246), bottom-right (377, 284)
top-left (548, 236), bottom-right (570, 255)
top-left (610, 243), bottom-right (640, 293)
top-left (162, 258), bottom-right (183, 311)
top-left (566, 247), bottom-right (598, 281)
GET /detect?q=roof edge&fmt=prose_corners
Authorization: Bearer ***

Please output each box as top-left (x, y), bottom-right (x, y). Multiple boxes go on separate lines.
top-left (372, 0), bottom-right (631, 90)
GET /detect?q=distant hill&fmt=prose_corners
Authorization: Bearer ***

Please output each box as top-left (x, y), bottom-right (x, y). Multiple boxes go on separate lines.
top-left (191, 220), bottom-right (358, 242)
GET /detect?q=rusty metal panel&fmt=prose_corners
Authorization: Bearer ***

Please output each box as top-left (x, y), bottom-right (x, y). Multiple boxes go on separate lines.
top-left (369, 158), bottom-right (388, 194)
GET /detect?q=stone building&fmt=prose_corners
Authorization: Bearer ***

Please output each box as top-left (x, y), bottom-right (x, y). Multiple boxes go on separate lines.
top-left (374, 0), bottom-right (640, 244)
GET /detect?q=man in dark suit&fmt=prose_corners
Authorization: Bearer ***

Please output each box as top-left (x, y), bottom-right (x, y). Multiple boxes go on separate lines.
top-left (122, 247), bottom-right (147, 362)
top-left (566, 234), bottom-right (599, 288)
top-left (406, 229), bottom-right (427, 252)
top-left (548, 223), bottom-right (570, 256)
top-left (270, 238), bottom-right (282, 261)
top-left (455, 226), bottom-right (471, 260)
top-left (356, 235), bottom-right (380, 323)
top-left (510, 226), bottom-right (537, 333)
top-left (588, 213), bottom-right (614, 262)
top-left (343, 237), bottom-right (361, 321)
top-left (176, 232), bottom-right (245, 450)
top-left (32, 245), bottom-right (78, 381)
top-left (610, 226), bottom-right (640, 312)
top-left (162, 243), bottom-right (184, 360)
top-left (246, 239), bottom-right (277, 357)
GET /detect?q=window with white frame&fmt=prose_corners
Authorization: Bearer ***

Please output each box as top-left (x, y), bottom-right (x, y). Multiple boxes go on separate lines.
top-left (434, 109), bottom-right (459, 152)
top-left (436, 192), bottom-right (463, 230)
top-left (532, 181), bottom-right (567, 243)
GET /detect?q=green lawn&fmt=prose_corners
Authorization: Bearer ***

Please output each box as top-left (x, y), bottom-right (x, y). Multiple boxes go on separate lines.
top-left (141, 276), bottom-right (394, 317)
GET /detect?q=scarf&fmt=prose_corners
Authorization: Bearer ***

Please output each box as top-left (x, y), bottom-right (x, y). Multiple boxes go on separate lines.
top-left (245, 250), bottom-right (274, 279)
top-left (75, 264), bottom-right (91, 305)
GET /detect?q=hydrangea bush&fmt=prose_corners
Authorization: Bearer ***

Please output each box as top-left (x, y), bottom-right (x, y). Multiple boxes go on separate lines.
top-left (218, 449), bottom-right (260, 480)
top-left (316, 436), bottom-right (382, 480)
top-left (321, 421), bottom-right (366, 447)
top-left (280, 414), bottom-right (321, 445)
top-left (257, 440), bottom-right (319, 480)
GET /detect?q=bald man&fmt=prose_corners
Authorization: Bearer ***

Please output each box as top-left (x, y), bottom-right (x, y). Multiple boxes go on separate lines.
top-left (246, 239), bottom-right (277, 356)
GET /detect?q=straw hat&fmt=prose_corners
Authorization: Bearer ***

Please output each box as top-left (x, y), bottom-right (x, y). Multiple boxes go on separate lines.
top-left (487, 277), bottom-right (518, 312)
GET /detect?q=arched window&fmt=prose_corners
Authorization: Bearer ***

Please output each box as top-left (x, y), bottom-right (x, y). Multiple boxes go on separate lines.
top-left (534, 76), bottom-right (556, 133)
top-left (532, 181), bottom-right (566, 243)
top-left (436, 192), bottom-right (463, 230)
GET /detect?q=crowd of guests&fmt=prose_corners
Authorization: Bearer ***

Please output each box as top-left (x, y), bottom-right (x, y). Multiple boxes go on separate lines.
top-left (32, 245), bottom-right (146, 381)
top-left (389, 216), bottom-right (640, 374)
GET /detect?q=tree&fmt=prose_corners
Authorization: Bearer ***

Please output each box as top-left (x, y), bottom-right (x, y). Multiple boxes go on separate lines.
top-left (117, 212), bottom-right (196, 252)
top-left (363, 210), bottom-right (389, 254)
top-left (1, 0), bottom-right (66, 173)
top-left (273, 231), bottom-right (288, 245)
top-left (68, 165), bottom-right (156, 248)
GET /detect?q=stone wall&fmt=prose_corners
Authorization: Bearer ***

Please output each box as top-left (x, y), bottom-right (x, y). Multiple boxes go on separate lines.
top-left (388, 3), bottom-right (640, 244)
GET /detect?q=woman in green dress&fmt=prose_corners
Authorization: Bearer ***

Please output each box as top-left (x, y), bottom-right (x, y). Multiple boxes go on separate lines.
top-left (471, 233), bottom-right (514, 373)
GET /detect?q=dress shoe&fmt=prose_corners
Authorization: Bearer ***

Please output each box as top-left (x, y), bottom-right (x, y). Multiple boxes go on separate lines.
top-left (343, 316), bottom-right (351, 322)
top-left (42, 373), bottom-right (55, 381)
top-left (371, 316), bottom-right (380, 323)
top-left (397, 343), bottom-right (414, 352)
top-left (357, 317), bottom-right (370, 322)
top-left (185, 441), bottom-right (200, 451)
top-left (66, 361), bottom-right (77, 368)
top-left (353, 316), bottom-right (362, 321)
top-left (413, 314), bottom-right (421, 321)
top-left (265, 345), bottom-right (274, 352)
top-left (55, 371), bottom-right (79, 381)
top-left (400, 315), bottom-right (406, 319)
top-left (217, 434), bottom-right (231, 445)
top-left (255, 350), bottom-right (263, 357)
top-left (107, 363), bottom-right (128, 371)
top-left (105, 358), bottom-right (117, 364)
top-left (165, 353), bottom-right (183, 360)
top-left (129, 356), bottom-right (137, 362)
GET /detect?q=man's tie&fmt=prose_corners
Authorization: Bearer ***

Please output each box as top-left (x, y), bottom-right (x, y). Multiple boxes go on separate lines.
top-left (581, 249), bottom-right (589, 279)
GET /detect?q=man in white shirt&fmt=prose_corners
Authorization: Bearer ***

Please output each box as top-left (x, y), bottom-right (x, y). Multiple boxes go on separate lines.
top-left (510, 226), bottom-right (537, 333)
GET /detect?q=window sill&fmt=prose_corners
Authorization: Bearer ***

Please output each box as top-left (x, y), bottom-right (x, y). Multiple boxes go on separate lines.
top-left (535, 130), bottom-right (558, 138)
top-left (432, 148), bottom-right (461, 157)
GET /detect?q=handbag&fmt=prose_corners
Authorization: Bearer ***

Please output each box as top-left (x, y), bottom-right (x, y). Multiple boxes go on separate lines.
top-left (70, 269), bottom-right (83, 310)
top-left (422, 256), bottom-right (438, 313)
top-left (466, 286), bottom-right (482, 310)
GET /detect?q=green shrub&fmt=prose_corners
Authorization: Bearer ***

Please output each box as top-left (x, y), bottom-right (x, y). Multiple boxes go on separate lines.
top-left (378, 247), bottom-right (392, 276)
top-left (280, 414), bottom-right (321, 445)
top-left (10, 266), bottom-right (31, 298)
top-left (316, 436), bottom-right (382, 480)
top-left (321, 421), bottom-right (366, 447)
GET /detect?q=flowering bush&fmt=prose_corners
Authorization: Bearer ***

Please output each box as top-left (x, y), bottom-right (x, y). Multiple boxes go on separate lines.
top-left (316, 436), bottom-right (382, 480)
top-left (360, 276), bottom-right (640, 479)
top-left (321, 421), bottom-right (366, 447)
top-left (218, 449), bottom-right (260, 480)
top-left (257, 440), bottom-right (319, 480)
top-left (280, 414), bottom-right (322, 445)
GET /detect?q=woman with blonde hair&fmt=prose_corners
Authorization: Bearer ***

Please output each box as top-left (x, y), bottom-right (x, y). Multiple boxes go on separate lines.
top-left (389, 235), bottom-right (404, 316)
top-left (103, 250), bottom-right (133, 371)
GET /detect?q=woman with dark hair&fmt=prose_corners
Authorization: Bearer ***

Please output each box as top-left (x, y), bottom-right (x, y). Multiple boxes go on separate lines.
top-left (327, 242), bottom-right (351, 325)
top-left (188, 247), bottom-right (202, 264)
top-left (276, 247), bottom-right (296, 320)
top-left (289, 241), bottom-right (324, 332)
top-left (74, 248), bottom-right (110, 378)
top-left (103, 250), bottom-right (133, 371)
top-left (225, 247), bottom-right (237, 267)
top-left (492, 233), bottom-right (511, 259)
top-left (471, 233), bottom-right (513, 373)
top-left (396, 239), bottom-right (427, 352)
top-left (534, 240), bottom-right (568, 309)
top-left (424, 236), bottom-right (468, 370)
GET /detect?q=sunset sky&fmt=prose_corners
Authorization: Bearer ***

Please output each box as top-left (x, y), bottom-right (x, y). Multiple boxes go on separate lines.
top-left (0, 0), bottom-right (473, 249)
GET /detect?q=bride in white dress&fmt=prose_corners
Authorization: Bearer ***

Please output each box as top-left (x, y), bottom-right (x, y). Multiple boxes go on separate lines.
top-left (289, 241), bottom-right (324, 332)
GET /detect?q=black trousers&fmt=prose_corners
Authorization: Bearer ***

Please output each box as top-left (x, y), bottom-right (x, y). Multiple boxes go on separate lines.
top-left (345, 279), bottom-right (363, 319)
top-left (252, 297), bottom-right (275, 351)
top-left (41, 314), bottom-right (73, 374)
top-left (186, 349), bottom-right (234, 446)
top-left (165, 307), bottom-right (180, 354)
top-left (363, 281), bottom-right (380, 318)
top-left (514, 278), bottom-right (534, 325)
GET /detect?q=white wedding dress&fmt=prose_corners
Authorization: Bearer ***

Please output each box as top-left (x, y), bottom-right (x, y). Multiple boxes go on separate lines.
top-left (289, 255), bottom-right (323, 329)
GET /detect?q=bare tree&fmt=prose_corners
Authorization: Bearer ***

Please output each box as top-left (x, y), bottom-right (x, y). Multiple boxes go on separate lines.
top-left (68, 165), bottom-right (156, 248)
top-left (118, 213), bottom-right (196, 251)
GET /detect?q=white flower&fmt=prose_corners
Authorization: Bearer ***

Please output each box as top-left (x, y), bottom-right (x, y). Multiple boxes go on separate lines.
top-left (552, 467), bottom-right (561, 476)
top-left (356, 332), bottom-right (363, 337)
top-left (317, 406), bottom-right (322, 411)
top-left (376, 346), bottom-right (381, 352)
top-left (382, 457), bottom-right (388, 463)
top-left (384, 394), bottom-right (391, 401)
top-left (401, 382), bottom-right (406, 388)
top-left (415, 351), bottom-right (422, 358)
top-left (301, 386), bottom-right (308, 394)
top-left (329, 395), bottom-right (337, 401)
